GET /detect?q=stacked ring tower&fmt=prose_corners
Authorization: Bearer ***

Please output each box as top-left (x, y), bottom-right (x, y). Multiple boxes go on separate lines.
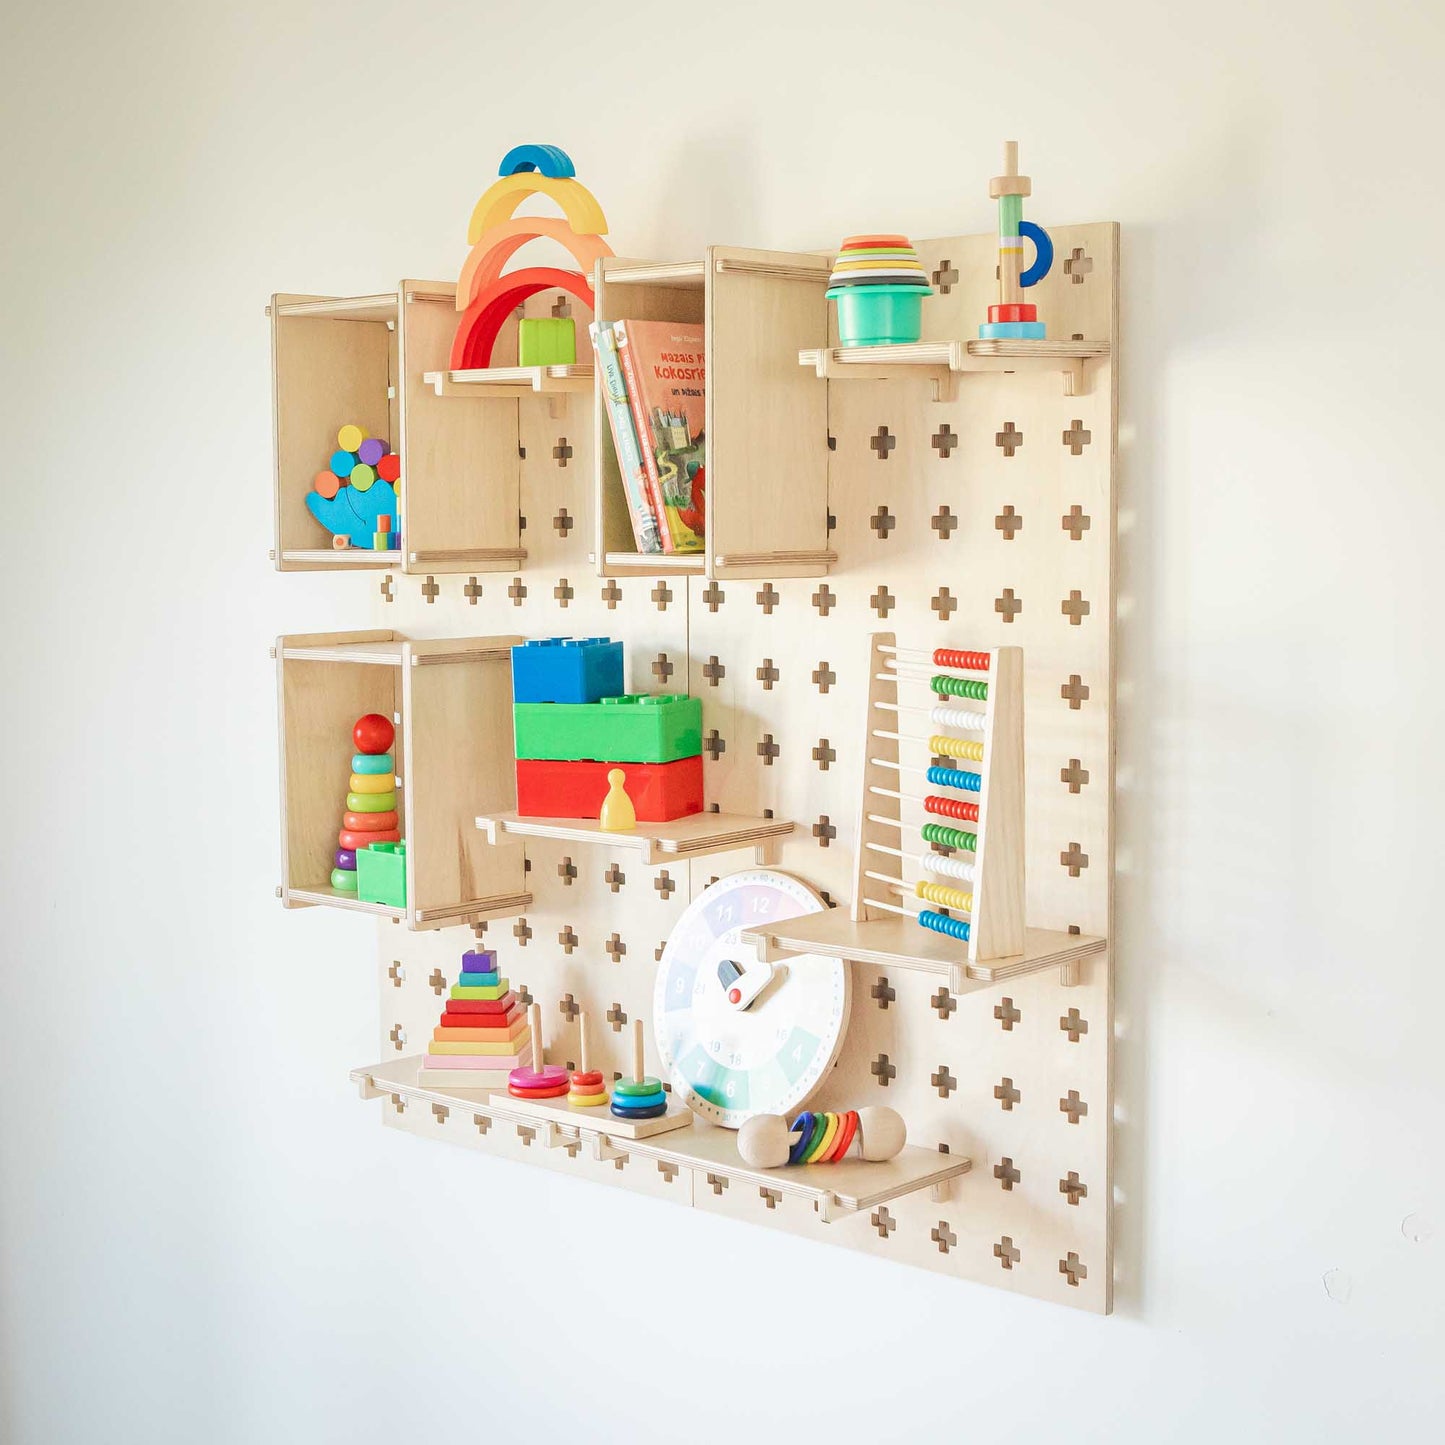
top-left (331, 713), bottom-right (399, 893)
top-left (611, 1019), bottom-right (667, 1121)
top-left (825, 234), bottom-right (933, 347)
top-left (853, 632), bottom-right (1028, 966)
top-left (507, 1003), bottom-right (570, 1099)
top-left (567, 1011), bottom-right (609, 1109)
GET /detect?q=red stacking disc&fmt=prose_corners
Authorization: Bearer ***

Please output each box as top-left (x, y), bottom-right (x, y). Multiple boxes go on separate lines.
top-left (338, 827), bottom-right (400, 850)
top-left (840, 233), bottom-right (911, 249)
top-left (344, 810), bottom-right (399, 832)
top-left (988, 303), bottom-right (1037, 323)
top-left (508, 1081), bottom-right (570, 1099)
top-left (569, 1070), bottom-right (605, 1089)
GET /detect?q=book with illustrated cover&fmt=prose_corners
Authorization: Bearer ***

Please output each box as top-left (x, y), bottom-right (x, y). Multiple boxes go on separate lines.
top-left (612, 319), bottom-right (706, 554)
top-left (588, 321), bottom-right (663, 554)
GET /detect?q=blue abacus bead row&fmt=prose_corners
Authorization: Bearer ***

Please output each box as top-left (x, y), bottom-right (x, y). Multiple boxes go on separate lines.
top-left (918, 909), bottom-right (971, 942)
top-left (932, 675), bottom-right (988, 700)
top-left (926, 765), bottom-right (982, 793)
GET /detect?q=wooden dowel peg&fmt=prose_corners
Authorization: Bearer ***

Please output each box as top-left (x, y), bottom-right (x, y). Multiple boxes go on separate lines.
top-left (632, 1017), bottom-right (644, 1084)
top-left (579, 1011), bottom-right (590, 1075)
top-left (530, 1002), bottom-right (544, 1064)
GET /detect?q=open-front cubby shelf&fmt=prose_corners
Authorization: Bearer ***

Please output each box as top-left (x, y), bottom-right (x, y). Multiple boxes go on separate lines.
top-left (274, 629), bottom-right (529, 929)
top-left (741, 912), bottom-right (1107, 994)
top-left (592, 248), bottom-right (836, 580)
top-left (423, 364), bottom-right (594, 399)
top-left (352, 1056), bottom-right (971, 1223)
top-left (476, 811), bottom-right (794, 866)
top-left (269, 281), bottom-right (533, 574)
top-left (799, 338), bottom-right (1111, 399)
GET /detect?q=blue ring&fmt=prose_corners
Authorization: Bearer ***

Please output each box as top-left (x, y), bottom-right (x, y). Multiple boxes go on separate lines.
top-left (351, 752), bottom-right (393, 774)
top-left (1018, 221), bottom-right (1054, 288)
top-left (498, 143), bottom-right (576, 179)
top-left (610, 1092), bottom-right (666, 1110)
top-left (610, 1101), bottom-right (667, 1119)
top-left (787, 1112), bottom-right (815, 1166)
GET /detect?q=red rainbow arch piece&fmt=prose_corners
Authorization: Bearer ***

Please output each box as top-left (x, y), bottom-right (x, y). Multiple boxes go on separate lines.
top-left (450, 267), bottom-right (597, 371)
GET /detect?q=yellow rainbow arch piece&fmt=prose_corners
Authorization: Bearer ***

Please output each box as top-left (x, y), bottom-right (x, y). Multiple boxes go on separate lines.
top-left (456, 217), bottom-right (613, 312)
top-left (467, 174), bottom-right (608, 245)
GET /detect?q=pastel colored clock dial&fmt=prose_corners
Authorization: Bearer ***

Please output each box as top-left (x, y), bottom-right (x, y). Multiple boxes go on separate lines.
top-left (653, 870), bottom-right (851, 1129)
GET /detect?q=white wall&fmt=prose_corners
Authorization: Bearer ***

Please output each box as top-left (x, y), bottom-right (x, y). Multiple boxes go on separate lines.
top-left (3, 1), bottom-right (1443, 1440)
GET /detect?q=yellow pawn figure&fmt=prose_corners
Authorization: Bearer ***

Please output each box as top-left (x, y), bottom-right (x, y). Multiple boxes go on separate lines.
top-left (599, 768), bottom-right (636, 832)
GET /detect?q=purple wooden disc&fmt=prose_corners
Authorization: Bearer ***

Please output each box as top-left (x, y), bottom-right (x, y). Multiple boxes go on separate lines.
top-left (357, 437), bottom-right (388, 466)
top-left (335, 848), bottom-right (357, 869)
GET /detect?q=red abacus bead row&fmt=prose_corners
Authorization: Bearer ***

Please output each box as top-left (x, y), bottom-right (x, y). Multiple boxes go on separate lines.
top-left (925, 795), bottom-right (981, 822)
top-left (932, 649), bottom-right (990, 672)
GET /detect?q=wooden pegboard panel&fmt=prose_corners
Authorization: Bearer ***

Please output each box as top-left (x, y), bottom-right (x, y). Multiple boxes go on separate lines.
top-left (367, 224), bottom-right (1117, 1312)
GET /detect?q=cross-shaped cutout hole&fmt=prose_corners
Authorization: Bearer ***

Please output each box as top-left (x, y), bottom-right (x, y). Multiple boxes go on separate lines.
top-left (755, 658), bottom-right (779, 690)
top-left (380, 575), bottom-right (394, 603)
top-left (1064, 247), bottom-right (1092, 284)
top-left (559, 993), bottom-right (580, 1022)
top-left (871, 585), bottom-right (896, 617)
top-left (994, 1157), bottom-right (1021, 1191)
top-left (1060, 1172), bottom-right (1088, 1206)
top-left (604, 932), bottom-right (626, 963)
top-left (995, 505), bottom-right (1022, 540)
top-left (421, 576), bottom-right (440, 604)
top-left (931, 587), bottom-right (957, 621)
top-left (1062, 505), bottom-right (1091, 541)
top-left (703, 729), bottom-right (725, 759)
top-left (552, 437), bottom-right (573, 467)
top-left (507, 577), bottom-right (527, 605)
top-left (1062, 420), bottom-right (1092, 455)
top-left (654, 870), bottom-right (675, 900)
top-left (387, 960), bottom-right (404, 987)
top-left (474, 1114), bottom-right (490, 1136)
top-left (516, 1125), bottom-right (536, 1148)
top-left (706, 1173), bottom-right (728, 1196)
top-left (1060, 842), bottom-right (1088, 876)
top-left (1061, 759), bottom-right (1090, 793)
top-left (931, 259), bottom-right (959, 292)
top-left (549, 293), bottom-right (571, 318)
top-left (994, 997), bottom-right (1020, 1031)
top-left (606, 1003), bottom-right (627, 1031)
top-left (870, 506), bottom-right (897, 539)
top-left (600, 580), bottom-right (622, 610)
top-left (702, 656), bottom-right (725, 687)
top-left (931, 1065), bottom-right (957, 1098)
top-left (657, 1161), bottom-right (678, 1183)
top-left (756, 583), bottom-right (780, 614)
top-left (871, 1206), bottom-right (896, 1238)
top-left (759, 1186), bottom-right (780, 1211)
top-left (1061, 674), bottom-right (1089, 710)
top-left (389, 1093), bottom-right (405, 1114)
top-left (931, 506), bottom-right (958, 540)
top-left (995, 1236), bottom-right (1021, 1270)
top-left (552, 508), bottom-right (574, 537)
top-left (812, 584), bottom-right (836, 615)
top-left (557, 925), bottom-right (579, 954)
top-left (931, 1222), bottom-right (957, 1254)
top-left (603, 863), bottom-right (625, 893)
top-left (869, 425), bottom-right (896, 460)
top-left (1060, 1089), bottom-right (1088, 1124)
top-left (561, 1138), bottom-right (580, 1159)
top-left (389, 1024), bottom-right (406, 1052)
top-left (651, 652), bottom-right (674, 683)
top-left (702, 581), bottom-right (725, 612)
top-left (994, 1077), bottom-right (1020, 1110)
top-left (995, 588), bottom-right (1022, 623)
top-left (757, 734), bottom-right (780, 766)
top-left (557, 856), bottom-right (577, 886)
top-left (871, 1053), bottom-right (897, 1087)
top-left (932, 987), bottom-right (957, 1020)
top-left (1060, 1252), bottom-right (1087, 1286)
top-left (870, 976), bottom-right (896, 1010)
top-left (995, 421), bottom-right (1023, 457)
top-left (812, 816), bottom-right (837, 847)
top-left (930, 423), bottom-right (958, 458)
top-left (427, 969), bottom-right (446, 995)
top-left (553, 579), bottom-right (574, 607)
top-left (463, 577), bottom-right (482, 605)
top-left (1062, 590), bottom-right (1090, 625)
top-left (431, 1102), bottom-right (449, 1124)
top-left (812, 661), bottom-right (836, 693)
top-left (812, 738), bottom-right (836, 771)
top-left (650, 581), bottom-right (673, 611)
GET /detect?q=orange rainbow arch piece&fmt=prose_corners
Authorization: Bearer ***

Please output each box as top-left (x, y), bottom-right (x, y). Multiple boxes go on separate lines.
top-left (455, 217), bottom-right (613, 313)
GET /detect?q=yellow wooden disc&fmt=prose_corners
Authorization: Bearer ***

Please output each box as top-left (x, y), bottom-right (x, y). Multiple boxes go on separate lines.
top-left (569, 1093), bottom-right (609, 1108)
top-left (349, 772), bottom-right (394, 793)
top-left (337, 424), bottom-right (367, 452)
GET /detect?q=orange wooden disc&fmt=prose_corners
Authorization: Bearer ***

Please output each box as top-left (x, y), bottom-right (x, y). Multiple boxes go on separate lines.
top-left (840, 233), bottom-right (911, 249)
top-left (344, 810), bottom-right (399, 832)
top-left (313, 470), bottom-right (341, 500)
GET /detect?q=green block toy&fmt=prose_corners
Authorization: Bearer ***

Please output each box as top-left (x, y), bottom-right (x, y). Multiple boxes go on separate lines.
top-left (513, 694), bottom-right (702, 763)
top-left (356, 840), bottom-right (407, 908)
top-left (518, 317), bottom-right (577, 367)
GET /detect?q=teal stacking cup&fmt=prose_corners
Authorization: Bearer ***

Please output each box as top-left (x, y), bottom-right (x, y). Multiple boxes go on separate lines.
top-left (827, 284), bottom-right (930, 346)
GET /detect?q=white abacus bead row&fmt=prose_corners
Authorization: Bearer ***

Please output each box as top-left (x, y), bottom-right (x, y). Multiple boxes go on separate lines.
top-left (921, 852), bottom-right (976, 882)
top-left (929, 705), bottom-right (986, 732)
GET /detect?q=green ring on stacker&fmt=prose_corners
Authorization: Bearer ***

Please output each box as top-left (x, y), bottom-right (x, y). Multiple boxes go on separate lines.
top-left (613, 1076), bottom-right (664, 1098)
top-left (801, 1113), bottom-right (830, 1161)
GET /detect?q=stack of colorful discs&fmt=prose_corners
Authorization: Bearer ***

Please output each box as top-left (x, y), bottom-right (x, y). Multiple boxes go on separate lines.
top-left (980, 302), bottom-right (1045, 340)
top-left (825, 235), bottom-right (933, 347)
top-left (306, 424), bottom-right (402, 549)
top-left (508, 1003), bottom-right (570, 1098)
top-left (567, 1011), bottom-right (609, 1108)
top-left (611, 1019), bottom-right (667, 1119)
top-left (418, 951), bottom-right (533, 1088)
top-left (787, 1111), bottom-right (860, 1165)
top-left (331, 712), bottom-right (398, 892)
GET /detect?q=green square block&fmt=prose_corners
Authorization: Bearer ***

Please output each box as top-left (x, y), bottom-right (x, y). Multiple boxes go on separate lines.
top-left (512, 694), bottom-right (703, 763)
top-left (356, 840), bottom-right (407, 907)
top-left (518, 317), bottom-right (577, 367)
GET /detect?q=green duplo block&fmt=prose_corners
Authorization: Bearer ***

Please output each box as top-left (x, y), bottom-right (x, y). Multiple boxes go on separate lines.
top-left (518, 317), bottom-right (577, 367)
top-left (356, 840), bottom-right (407, 908)
top-left (513, 694), bottom-right (703, 763)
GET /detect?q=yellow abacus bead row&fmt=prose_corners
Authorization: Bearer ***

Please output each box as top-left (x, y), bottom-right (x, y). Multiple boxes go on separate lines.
top-left (915, 880), bottom-right (975, 913)
top-left (927, 734), bottom-right (985, 762)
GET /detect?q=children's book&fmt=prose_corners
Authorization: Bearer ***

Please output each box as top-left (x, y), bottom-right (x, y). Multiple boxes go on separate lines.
top-left (588, 321), bottom-right (663, 554)
top-left (612, 320), bottom-right (706, 553)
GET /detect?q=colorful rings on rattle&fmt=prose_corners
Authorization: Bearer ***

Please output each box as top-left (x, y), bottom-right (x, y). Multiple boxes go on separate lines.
top-left (786, 1111), bottom-right (860, 1165)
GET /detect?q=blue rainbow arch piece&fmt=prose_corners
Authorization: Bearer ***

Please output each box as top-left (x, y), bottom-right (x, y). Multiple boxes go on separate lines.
top-left (1018, 220), bottom-right (1054, 288)
top-left (498, 144), bottom-right (576, 179)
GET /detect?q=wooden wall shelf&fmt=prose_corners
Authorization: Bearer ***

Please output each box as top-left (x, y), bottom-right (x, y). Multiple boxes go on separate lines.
top-left (592, 248), bottom-right (836, 580)
top-left (424, 365), bottom-right (595, 400)
top-left (352, 1056), bottom-right (971, 1223)
top-left (274, 629), bottom-right (529, 930)
top-left (799, 338), bottom-right (1111, 399)
top-left (477, 811), bottom-right (794, 866)
top-left (269, 282), bottom-right (528, 575)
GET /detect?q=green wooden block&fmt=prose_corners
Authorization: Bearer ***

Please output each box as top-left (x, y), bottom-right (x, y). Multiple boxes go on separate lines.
top-left (356, 840), bottom-right (407, 907)
top-left (518, 317), bottom-right (577, 367)
top-left (513, 694), bottom-right (703, 763)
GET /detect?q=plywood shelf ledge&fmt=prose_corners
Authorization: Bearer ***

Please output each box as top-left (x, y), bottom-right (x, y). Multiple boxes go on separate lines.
top-left (477, 811), bottom-right (794, 866)
top-left (351, 1056), bottom-right (971, 1221)
top-left (741, 911), bottom-right (1107, 993)
top-left (799, 337), bottom-right (1110, 398)
top-left (423, 364), bottom-right (595, 399)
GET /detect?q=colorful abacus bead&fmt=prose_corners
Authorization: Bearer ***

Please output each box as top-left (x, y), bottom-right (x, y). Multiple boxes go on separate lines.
top-left (568, 1069), bottom-right (609, 1109)
top-left (610, 1075), bottom-right (667, 1120)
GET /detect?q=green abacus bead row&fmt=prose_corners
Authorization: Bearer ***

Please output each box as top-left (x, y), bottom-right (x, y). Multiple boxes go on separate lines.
top-left (931, 675), bottom-right (988, 700)
top-left (921, 823), bottom-right (978, 852)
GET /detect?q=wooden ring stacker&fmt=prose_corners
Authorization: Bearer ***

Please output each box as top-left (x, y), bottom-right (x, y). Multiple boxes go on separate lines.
top-left (508, 1003), bottom-right (569, 1094)
top-left (612, 1019), bottom-right (667, 1119)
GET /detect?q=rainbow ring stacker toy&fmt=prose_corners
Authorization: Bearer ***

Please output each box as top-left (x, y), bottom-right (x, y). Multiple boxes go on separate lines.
top-left (826, 234), bottom-right (933, 347)
top-left (980, 141), bottom-right (1054, 339)
top-left (507, 1003), bottom-right (570, 1098)
top-left (612, 1019), bottom-right (667, 1120)
top-left (568, 1011), bottom-right (609, 1109)
top-left (736, 1107), bottom-right (907, 1169)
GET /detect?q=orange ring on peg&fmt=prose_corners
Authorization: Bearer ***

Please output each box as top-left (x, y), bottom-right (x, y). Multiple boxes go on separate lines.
top-left (343, 811), bottom-right (399, 832)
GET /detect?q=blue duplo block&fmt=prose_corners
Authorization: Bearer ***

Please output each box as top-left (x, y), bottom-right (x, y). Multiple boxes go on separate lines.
top-left (511, 637), bottom-right (625, 705)
top-left (978, 321), bottom-right (1048, 340)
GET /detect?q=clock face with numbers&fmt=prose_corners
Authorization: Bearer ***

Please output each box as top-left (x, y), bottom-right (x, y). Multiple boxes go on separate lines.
top-left (653, 870), bottom-right (851, 1129)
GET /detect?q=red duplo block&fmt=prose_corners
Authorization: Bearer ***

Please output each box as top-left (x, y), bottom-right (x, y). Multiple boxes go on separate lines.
top-left (515, 756), bottom-right (703, 822)
top-left (988, 303), bottom-right (1037, 323)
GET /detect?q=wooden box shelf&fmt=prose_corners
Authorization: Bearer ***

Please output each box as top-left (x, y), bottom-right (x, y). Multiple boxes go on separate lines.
top-left (274, 629), bottom-right (529, 929)
top-left (352, 1056), bottom-right (971, 1223)
top-left (476, 810), bottom-right (794, 866)
top-left (269, 282), bottom-right (527, 575)
top-left (592, 249), bottom-right (836, 580)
